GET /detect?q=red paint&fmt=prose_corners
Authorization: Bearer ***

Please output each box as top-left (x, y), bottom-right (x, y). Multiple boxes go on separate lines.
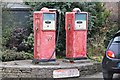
top-left (33, 8), bottom-right (56, 61)
top-left (65, 8), bottom-right (88, 59)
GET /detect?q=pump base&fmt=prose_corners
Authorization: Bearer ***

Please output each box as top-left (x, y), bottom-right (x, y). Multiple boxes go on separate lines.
top-left (63, 57), bottom-right (89, 63)
top-left (32, 59), bottom-right (56, 62)
top-left (32, 59), bottom-right (57, 65)
top-left (65, 57), bottom-right (87, 60)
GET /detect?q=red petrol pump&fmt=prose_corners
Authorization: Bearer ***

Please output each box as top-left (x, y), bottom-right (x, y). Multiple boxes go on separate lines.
top-left (33, 7), bottom-right (57, 62)
top-left (65, 8), bottom-right (88, 60)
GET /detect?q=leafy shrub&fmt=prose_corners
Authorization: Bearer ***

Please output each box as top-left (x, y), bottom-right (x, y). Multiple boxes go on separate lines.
top-left (1, 49), bottom-right (33, 62)
top-left (22, 33), bottom-right (34, 53)
top-left (2, 8), bottom-right (31, 52)
top-left (2, 9), bottom-right (14, 46)
top-left (5, 27), bottom-right (30, 51)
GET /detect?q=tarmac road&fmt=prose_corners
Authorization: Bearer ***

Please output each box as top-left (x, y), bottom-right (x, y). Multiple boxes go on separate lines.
top-left (42, 72), bottom-right (120, 80)
top-left (48, 72), bottom-right (120, 80)
top-left (80, 72), bottom-right (120, 80)
top-left (1, 73), bottom-right (120, 80)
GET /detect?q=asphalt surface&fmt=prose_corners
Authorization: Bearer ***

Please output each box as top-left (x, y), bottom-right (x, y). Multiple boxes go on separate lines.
top-left (81, 72), bottom-right (120, 80)
top-left (81, 72), bottom-right (103, 78)
top-left (1, 73), bottom-right (120, 80)
top-left (57, 72), bottom-right (120, 80)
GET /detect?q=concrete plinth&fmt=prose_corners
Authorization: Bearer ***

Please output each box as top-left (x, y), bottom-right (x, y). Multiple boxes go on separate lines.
top-left (0, 59), bottom-right (102, 78)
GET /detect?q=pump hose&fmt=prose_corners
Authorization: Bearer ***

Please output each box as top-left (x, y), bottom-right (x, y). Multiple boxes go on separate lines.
top-left (86, 53), bottom-right (97, 61)
top-left (42, 10), bottom-right (61, 62)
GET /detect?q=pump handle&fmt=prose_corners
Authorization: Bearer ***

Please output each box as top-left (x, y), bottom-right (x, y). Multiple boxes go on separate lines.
top-left (68, 24), bottom-right (70, 30)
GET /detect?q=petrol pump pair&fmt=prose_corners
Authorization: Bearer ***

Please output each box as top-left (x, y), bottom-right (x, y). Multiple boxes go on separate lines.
top-left (33, 7), bottom-right (88, 63)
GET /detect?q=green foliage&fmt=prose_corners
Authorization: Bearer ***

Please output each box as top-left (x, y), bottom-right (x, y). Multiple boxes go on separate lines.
top-left (1, 49), bottom-right (33, 62)
top-left (22, 33), bottom-right (34, 53)
top-left (1, 2), bottom-right (118, 62)
top-left (2, 9), bottom-right (15, 46)
top-left (2, 26), bottom-right (13, 46)
top-left (2, 9), bottom-right (31, 52)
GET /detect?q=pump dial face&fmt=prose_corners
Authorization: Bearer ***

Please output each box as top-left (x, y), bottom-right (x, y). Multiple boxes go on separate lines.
top-left (75, 13), bottom-right (87, 30)
top-left (43, 13), bottom-right (56, 30)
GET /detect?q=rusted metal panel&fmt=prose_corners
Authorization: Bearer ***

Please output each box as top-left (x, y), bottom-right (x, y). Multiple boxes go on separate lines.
top-left (65, 12), bottom-right (74, 58)
top-left (65, 9), bottom-right (88, 59)
top-left (33, 8), bottom-right (56, 61)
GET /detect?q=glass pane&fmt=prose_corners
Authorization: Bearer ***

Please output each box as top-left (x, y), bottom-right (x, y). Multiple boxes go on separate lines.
top-left (113, 36), bottom-right (120, 43)
top-left (43, 13), bottom-right (55, 20)
top-left (75, 13), bottom-right (86, 20)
